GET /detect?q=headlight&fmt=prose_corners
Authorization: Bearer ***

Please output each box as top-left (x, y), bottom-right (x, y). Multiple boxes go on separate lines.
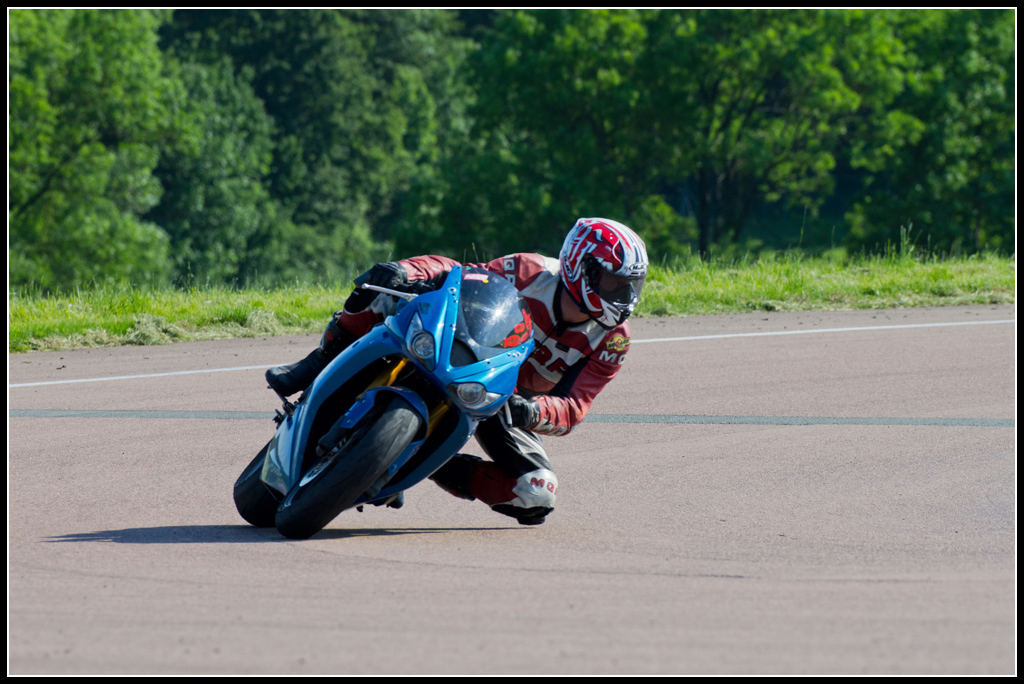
top-left (410, 331), bottom-right (435, 362)
top-left (451, 382), bottom-right (503, 410)
top-left (405, 313), bottom-right (435, 369)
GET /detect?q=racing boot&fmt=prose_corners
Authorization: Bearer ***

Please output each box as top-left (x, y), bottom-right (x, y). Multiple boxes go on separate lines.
top-left (266, 313), bottom-right (356, 397)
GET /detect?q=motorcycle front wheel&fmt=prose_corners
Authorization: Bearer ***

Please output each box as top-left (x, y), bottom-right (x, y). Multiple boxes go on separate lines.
top-left (233, 441), bottom-right (280, 527)
top-left (274, 393), bottom-right (422, 539)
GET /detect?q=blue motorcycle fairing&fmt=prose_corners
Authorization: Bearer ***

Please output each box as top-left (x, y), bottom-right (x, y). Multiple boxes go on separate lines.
top-left (261, 324), bottom-right (409, 496)
top-left (261, 264), bottom-right (535, 501)
top-left (332, 386), bottom-right (429, 435)
top-left (383, 267), bottom-right (533, 418)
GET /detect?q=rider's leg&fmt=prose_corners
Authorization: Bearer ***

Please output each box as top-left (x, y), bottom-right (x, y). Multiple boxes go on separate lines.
top-left (266, 262), bottom-right (441, 398)
top-left (264, 282), bottom-right (386, 397)
top-left (430, 416), bottom-right (557, 525)
top-left (265, 311), bottom-right (356, 397)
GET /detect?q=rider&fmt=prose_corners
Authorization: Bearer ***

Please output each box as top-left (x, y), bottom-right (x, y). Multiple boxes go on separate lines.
top-left (266, 218), bottom-right (649, 526)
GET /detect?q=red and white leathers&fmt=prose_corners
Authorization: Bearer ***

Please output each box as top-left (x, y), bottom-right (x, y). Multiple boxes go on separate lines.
top-left (337, 252), bottom-right (631, 437)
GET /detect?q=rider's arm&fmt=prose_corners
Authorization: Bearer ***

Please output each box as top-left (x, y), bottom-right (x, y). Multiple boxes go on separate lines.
top-left (529, 345), bottom-right (625, 436)
top-left (398, 255), bottom-right (461, 287)
top-left (338, 256), bottom-right (460, 338)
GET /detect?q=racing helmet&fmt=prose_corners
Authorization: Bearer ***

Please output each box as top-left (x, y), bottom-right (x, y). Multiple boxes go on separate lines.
top-left (559, 218), bottom-right (648, 329)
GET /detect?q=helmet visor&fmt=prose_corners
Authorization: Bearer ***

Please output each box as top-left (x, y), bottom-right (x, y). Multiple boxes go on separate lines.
top-left (595, 269), bottom-right (645, 308)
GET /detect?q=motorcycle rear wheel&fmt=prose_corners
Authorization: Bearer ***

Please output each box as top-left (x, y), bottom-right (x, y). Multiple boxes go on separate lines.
top-left (275, 393), bottom-right (422, 539)
top-left (233, 441), bottom-right (280, 527)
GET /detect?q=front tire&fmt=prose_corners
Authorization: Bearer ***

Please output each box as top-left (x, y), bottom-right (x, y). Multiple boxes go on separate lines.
top-left (275, 393), bottom-right (422, 539)
top-left (233, 441), bottom-right (280, 527)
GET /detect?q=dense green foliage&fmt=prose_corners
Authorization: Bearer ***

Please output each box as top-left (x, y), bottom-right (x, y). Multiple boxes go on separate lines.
top-left (9, 9), bottom-right (180, 290)
top-left (8, 9), bottom-right (1016, 293)
top-left (845, 10), bottom-right (1016, 254)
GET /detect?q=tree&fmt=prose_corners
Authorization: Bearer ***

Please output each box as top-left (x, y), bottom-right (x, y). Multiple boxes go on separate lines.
top-left (142, 56), bottom-right (282, 284)
top-left (846, 9), bottom-right (1015, 254)
top-left (9, 9), bottom-right (181, 290)
top-left (420, 9), bottom-right (660, 260)
top-left (423, 10), bottom-right (912, 262)
top-left (644, 9), bottom-right (910, 257)
top-left (160, 9), bottom-right (474, 279)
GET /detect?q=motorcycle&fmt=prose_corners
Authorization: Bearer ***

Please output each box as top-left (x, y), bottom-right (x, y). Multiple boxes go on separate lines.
top-left (233, 265), bottom-right (536, 539)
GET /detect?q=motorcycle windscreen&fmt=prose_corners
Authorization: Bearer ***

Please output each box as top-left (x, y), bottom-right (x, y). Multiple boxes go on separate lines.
top-left (455, 268), bottom-right (533, 361)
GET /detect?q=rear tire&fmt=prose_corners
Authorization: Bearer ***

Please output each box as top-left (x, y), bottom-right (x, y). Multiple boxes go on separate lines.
top-left (233, 441), bottom-right (280, 527)
top-left (275, 394), bottom-right (422, 539)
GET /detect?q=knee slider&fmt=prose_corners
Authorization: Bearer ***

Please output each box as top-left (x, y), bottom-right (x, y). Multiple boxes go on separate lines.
top-left (509, 468), bottom-right (558, 510)
top-left (490, 469), bottom-right (557, 525)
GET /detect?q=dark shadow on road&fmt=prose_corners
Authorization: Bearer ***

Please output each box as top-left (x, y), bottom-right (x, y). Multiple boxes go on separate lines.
top-left (44, 524), bottom-right (516, 544)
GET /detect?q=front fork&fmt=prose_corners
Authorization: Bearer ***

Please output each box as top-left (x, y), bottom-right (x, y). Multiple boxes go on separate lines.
top-left (362, 358), bottom-right (451, 439)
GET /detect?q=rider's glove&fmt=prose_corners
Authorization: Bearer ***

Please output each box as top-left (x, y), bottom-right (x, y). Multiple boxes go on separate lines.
top-left (348, 262), bottom-right (410, 312)
top-left (506, 394), bottom-right (541, 430)
top-left (354, 262), bottom-right (409, 291)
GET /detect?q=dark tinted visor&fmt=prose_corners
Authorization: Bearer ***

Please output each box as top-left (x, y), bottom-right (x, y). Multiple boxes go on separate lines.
top-left (595, 269), bottom-right (645, 305)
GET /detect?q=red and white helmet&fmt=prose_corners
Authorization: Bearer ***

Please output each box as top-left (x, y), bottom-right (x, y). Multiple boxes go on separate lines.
top-left (559, 218), bottom-right (648, 329)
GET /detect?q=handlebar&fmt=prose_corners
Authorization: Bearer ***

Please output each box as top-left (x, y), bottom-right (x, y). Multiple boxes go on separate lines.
top-left (360, 283), bottom-right (419, 302)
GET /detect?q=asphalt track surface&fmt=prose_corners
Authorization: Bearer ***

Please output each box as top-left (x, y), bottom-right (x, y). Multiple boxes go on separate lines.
top-left (8, 305), bottom-right (1017, 675)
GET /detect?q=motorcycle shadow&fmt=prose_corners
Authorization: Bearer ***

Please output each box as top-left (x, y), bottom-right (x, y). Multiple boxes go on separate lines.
top-left (44, 524), bottom-right (516, 545)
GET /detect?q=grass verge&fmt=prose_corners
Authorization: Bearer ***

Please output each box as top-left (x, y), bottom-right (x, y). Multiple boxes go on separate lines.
top-left (8, 252), bottom-right (1015, 353)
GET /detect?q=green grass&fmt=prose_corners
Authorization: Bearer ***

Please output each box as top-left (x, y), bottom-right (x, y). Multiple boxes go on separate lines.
top-left (638, 251), bottom-right (1015, 317)
top-left (8, 282), bottom-right (347, 353)
top-left (8, 252), bottom-right (1015, 353)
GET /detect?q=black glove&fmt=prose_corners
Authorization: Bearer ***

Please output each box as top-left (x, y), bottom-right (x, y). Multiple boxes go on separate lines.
top-left (506, 394), bottom-right (541, 430)
top-left (347, 262), bottom-right (410, 312)
top-left (353, 262), bottom-right (409, 290)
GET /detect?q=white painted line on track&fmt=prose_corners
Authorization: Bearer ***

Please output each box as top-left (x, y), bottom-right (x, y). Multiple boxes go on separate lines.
top-left (631, 318), bottom-right (1014, 344)
top-left (9, 365), bottom-right (272, 388)
top-left (8, 318), bottom-right (1014, 389)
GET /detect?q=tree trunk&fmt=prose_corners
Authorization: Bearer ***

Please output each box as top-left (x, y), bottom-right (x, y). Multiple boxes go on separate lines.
top-left (697, 166), bottom-right (715, 259)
